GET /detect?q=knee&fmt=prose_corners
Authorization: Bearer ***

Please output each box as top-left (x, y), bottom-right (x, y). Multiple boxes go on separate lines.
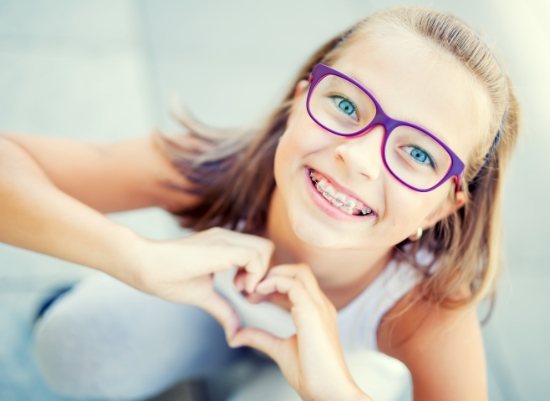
top-left (33, 309), bottom-right (166, 400)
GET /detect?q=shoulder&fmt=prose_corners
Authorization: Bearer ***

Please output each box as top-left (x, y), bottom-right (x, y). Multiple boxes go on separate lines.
top-left (377, 285), bottom-right (488, 401)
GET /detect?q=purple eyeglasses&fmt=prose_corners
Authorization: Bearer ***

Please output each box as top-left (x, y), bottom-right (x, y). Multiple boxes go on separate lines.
top-left (305, 63), bottom-right (465, 192)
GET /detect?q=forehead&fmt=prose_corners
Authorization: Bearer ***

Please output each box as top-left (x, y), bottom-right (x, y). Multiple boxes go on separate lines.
top-left (330, 30), bottom-right (491, 162)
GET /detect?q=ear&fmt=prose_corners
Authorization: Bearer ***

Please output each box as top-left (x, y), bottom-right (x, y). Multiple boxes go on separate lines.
top-left (288, 79), bottom-right (310, 118)
top-left (293, 79), bottom-right (309, 99)
top-left (421, 190), bottom-right (466, 229)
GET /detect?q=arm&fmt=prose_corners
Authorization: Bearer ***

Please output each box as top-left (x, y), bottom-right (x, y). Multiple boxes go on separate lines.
top-left (0, 133), bottom-right (278, 337)
top-left (229, 264), bottom-right (375, 401)
top-left (378, 292), bottom-right (488, 401)
top-left (1, 132), bottom-right (197, 213)
top-left (0, 133), bottom-right (199, 284)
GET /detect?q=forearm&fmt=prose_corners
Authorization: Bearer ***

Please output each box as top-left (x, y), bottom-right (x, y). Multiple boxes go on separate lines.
top-left (0, 136), bottom-right (141, 283)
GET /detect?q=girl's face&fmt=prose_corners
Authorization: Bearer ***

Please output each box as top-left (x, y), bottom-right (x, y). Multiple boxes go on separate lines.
top-left (273, 29), bottom-right (491, 250)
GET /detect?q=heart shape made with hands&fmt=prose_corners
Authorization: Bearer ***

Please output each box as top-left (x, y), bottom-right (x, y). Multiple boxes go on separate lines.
top-left (213, 267), bottom-right (298, 339)
top-left (233, 267), bottom-right (292, 311)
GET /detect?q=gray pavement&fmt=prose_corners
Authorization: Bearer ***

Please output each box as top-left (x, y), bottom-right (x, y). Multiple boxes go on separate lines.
top-left (0, 1), bottom-right (548, 400)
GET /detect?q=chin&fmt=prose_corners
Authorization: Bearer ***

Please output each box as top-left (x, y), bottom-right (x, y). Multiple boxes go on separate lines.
top-left (289, 212), bottom-right (359, 249)
top-left (293, 224), bottom-right (336, 248)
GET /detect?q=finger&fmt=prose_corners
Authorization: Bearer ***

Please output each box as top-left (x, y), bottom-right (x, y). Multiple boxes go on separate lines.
top-left (265, 292), bottom-right (293, 311)
top-left (229, 327), bottom-right (286, 365)
top-left (200, 241), bottom-right (271, 295)
top-left (221, 232), bottom-right (274, 293)
top-left (256, 275), bottom-right (329, 334)
top-left (244, 292), bottom-right (270, 304)
top-left (237, 251), bottom-right (268, 294)
top-left (232, 272), bottom-right (284, 305)
top-left (232, 231), bottom-right (275, 274)
top-left (268, 264), bottom-right (322, 299)
top-left (207, 246), bottom-right (260, 278)
top-left (233, 271), bottom-right (271, 303)
top-left (197, 292), bottom-right (241, 341)
top-left (233, 268), bottom-right (247, 291)
top-left (207, 246), bottom-right (265, 296)
top-left (256, 275), bottom-right (312, 308)
top-left (208, 228), bottom-right (274, 270)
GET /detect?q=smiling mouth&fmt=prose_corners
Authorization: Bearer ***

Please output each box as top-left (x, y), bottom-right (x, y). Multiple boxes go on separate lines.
top-left (306, 167), bottom-right (376, 217)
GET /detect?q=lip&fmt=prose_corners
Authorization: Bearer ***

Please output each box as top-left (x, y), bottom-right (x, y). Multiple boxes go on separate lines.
top-left (305, 166), bottom-right (377, 215)
top-left (304, 167), bottom-right (377, 221)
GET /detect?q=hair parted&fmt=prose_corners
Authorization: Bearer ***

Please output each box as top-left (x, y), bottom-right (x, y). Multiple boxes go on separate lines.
top-left (152, 6), bottom-right (521, 315)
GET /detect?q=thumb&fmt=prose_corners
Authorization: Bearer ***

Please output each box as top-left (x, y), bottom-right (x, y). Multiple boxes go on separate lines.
top-left (197, 292), bottom-right (240, 341)
top-left (229, 327), bottom-right (284, 364)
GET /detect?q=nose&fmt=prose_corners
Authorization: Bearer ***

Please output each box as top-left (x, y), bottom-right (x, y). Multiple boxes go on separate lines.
top-left (334, 125), bottom-right (385, 181)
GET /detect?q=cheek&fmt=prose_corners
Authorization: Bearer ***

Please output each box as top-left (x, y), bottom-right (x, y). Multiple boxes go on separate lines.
top-left (388, 191), bottom-right (423, 226)
top-left (273, 129), bottom-right (302, 192)
top-left (383, 185), bottom-right (441, 234)
top-left (274, 113), bottom-right (325, 173)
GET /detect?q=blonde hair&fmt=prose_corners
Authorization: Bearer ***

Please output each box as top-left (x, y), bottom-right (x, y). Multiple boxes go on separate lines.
top-left (153, 6), bottom-right (521, 313)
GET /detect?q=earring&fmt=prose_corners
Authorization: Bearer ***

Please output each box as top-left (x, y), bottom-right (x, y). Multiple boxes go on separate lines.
top-left (408, 227), bottom-right (423, 241)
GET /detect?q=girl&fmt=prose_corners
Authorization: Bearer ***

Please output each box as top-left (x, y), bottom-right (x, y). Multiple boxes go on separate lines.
top-left (0, 6), bottom-right (520, 401)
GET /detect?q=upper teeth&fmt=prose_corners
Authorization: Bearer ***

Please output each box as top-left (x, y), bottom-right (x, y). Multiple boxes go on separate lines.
top-left (309, 170), bottom-right (372, 215)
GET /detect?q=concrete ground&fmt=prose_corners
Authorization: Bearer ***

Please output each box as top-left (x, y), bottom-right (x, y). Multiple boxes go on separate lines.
top-left (0, 1), bottom-right (548, 400)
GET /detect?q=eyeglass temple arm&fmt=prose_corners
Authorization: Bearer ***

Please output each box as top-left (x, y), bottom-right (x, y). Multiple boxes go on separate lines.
top-left (453, 176), bottom-right (462, 193)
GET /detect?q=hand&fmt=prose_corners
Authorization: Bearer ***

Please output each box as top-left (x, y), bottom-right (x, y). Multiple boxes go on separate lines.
top-left (229, 263), bottom-right (369, 401)
top-left (126, 227), bottom-right (274, 340)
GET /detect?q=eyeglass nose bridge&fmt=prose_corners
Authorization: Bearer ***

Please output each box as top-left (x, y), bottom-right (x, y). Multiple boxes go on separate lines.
top-left (347, 107), bottom-right (404, 140)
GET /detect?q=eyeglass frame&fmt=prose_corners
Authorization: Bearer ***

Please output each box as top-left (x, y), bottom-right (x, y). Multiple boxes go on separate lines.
top-left (305, 63), bottom-right (465, 193)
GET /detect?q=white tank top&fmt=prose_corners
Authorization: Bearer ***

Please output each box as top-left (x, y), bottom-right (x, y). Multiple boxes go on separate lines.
top-left (214, 256), bottom-right (424, 353)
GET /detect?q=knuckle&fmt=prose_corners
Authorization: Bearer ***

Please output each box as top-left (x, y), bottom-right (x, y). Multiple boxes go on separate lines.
top-left (243, 250), bottom-right (263, 272)
top-left (262, 238), bottom-right (275, 250)
top-left (296, 269), bottom-right (309, 280)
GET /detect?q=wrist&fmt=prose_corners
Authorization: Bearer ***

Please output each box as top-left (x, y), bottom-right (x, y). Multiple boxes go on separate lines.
top-left (99, 224), bottom-right (147, 289)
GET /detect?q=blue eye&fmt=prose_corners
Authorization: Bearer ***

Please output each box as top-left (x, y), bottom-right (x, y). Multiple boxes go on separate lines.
top-left (330, 95), bottom-right (358, 120)
top-left (404, 146), bottom-right (435, 168)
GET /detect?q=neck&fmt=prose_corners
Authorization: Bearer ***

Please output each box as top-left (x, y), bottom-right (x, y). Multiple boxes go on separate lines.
top-left (264, 188), bottom-right (392, 306)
